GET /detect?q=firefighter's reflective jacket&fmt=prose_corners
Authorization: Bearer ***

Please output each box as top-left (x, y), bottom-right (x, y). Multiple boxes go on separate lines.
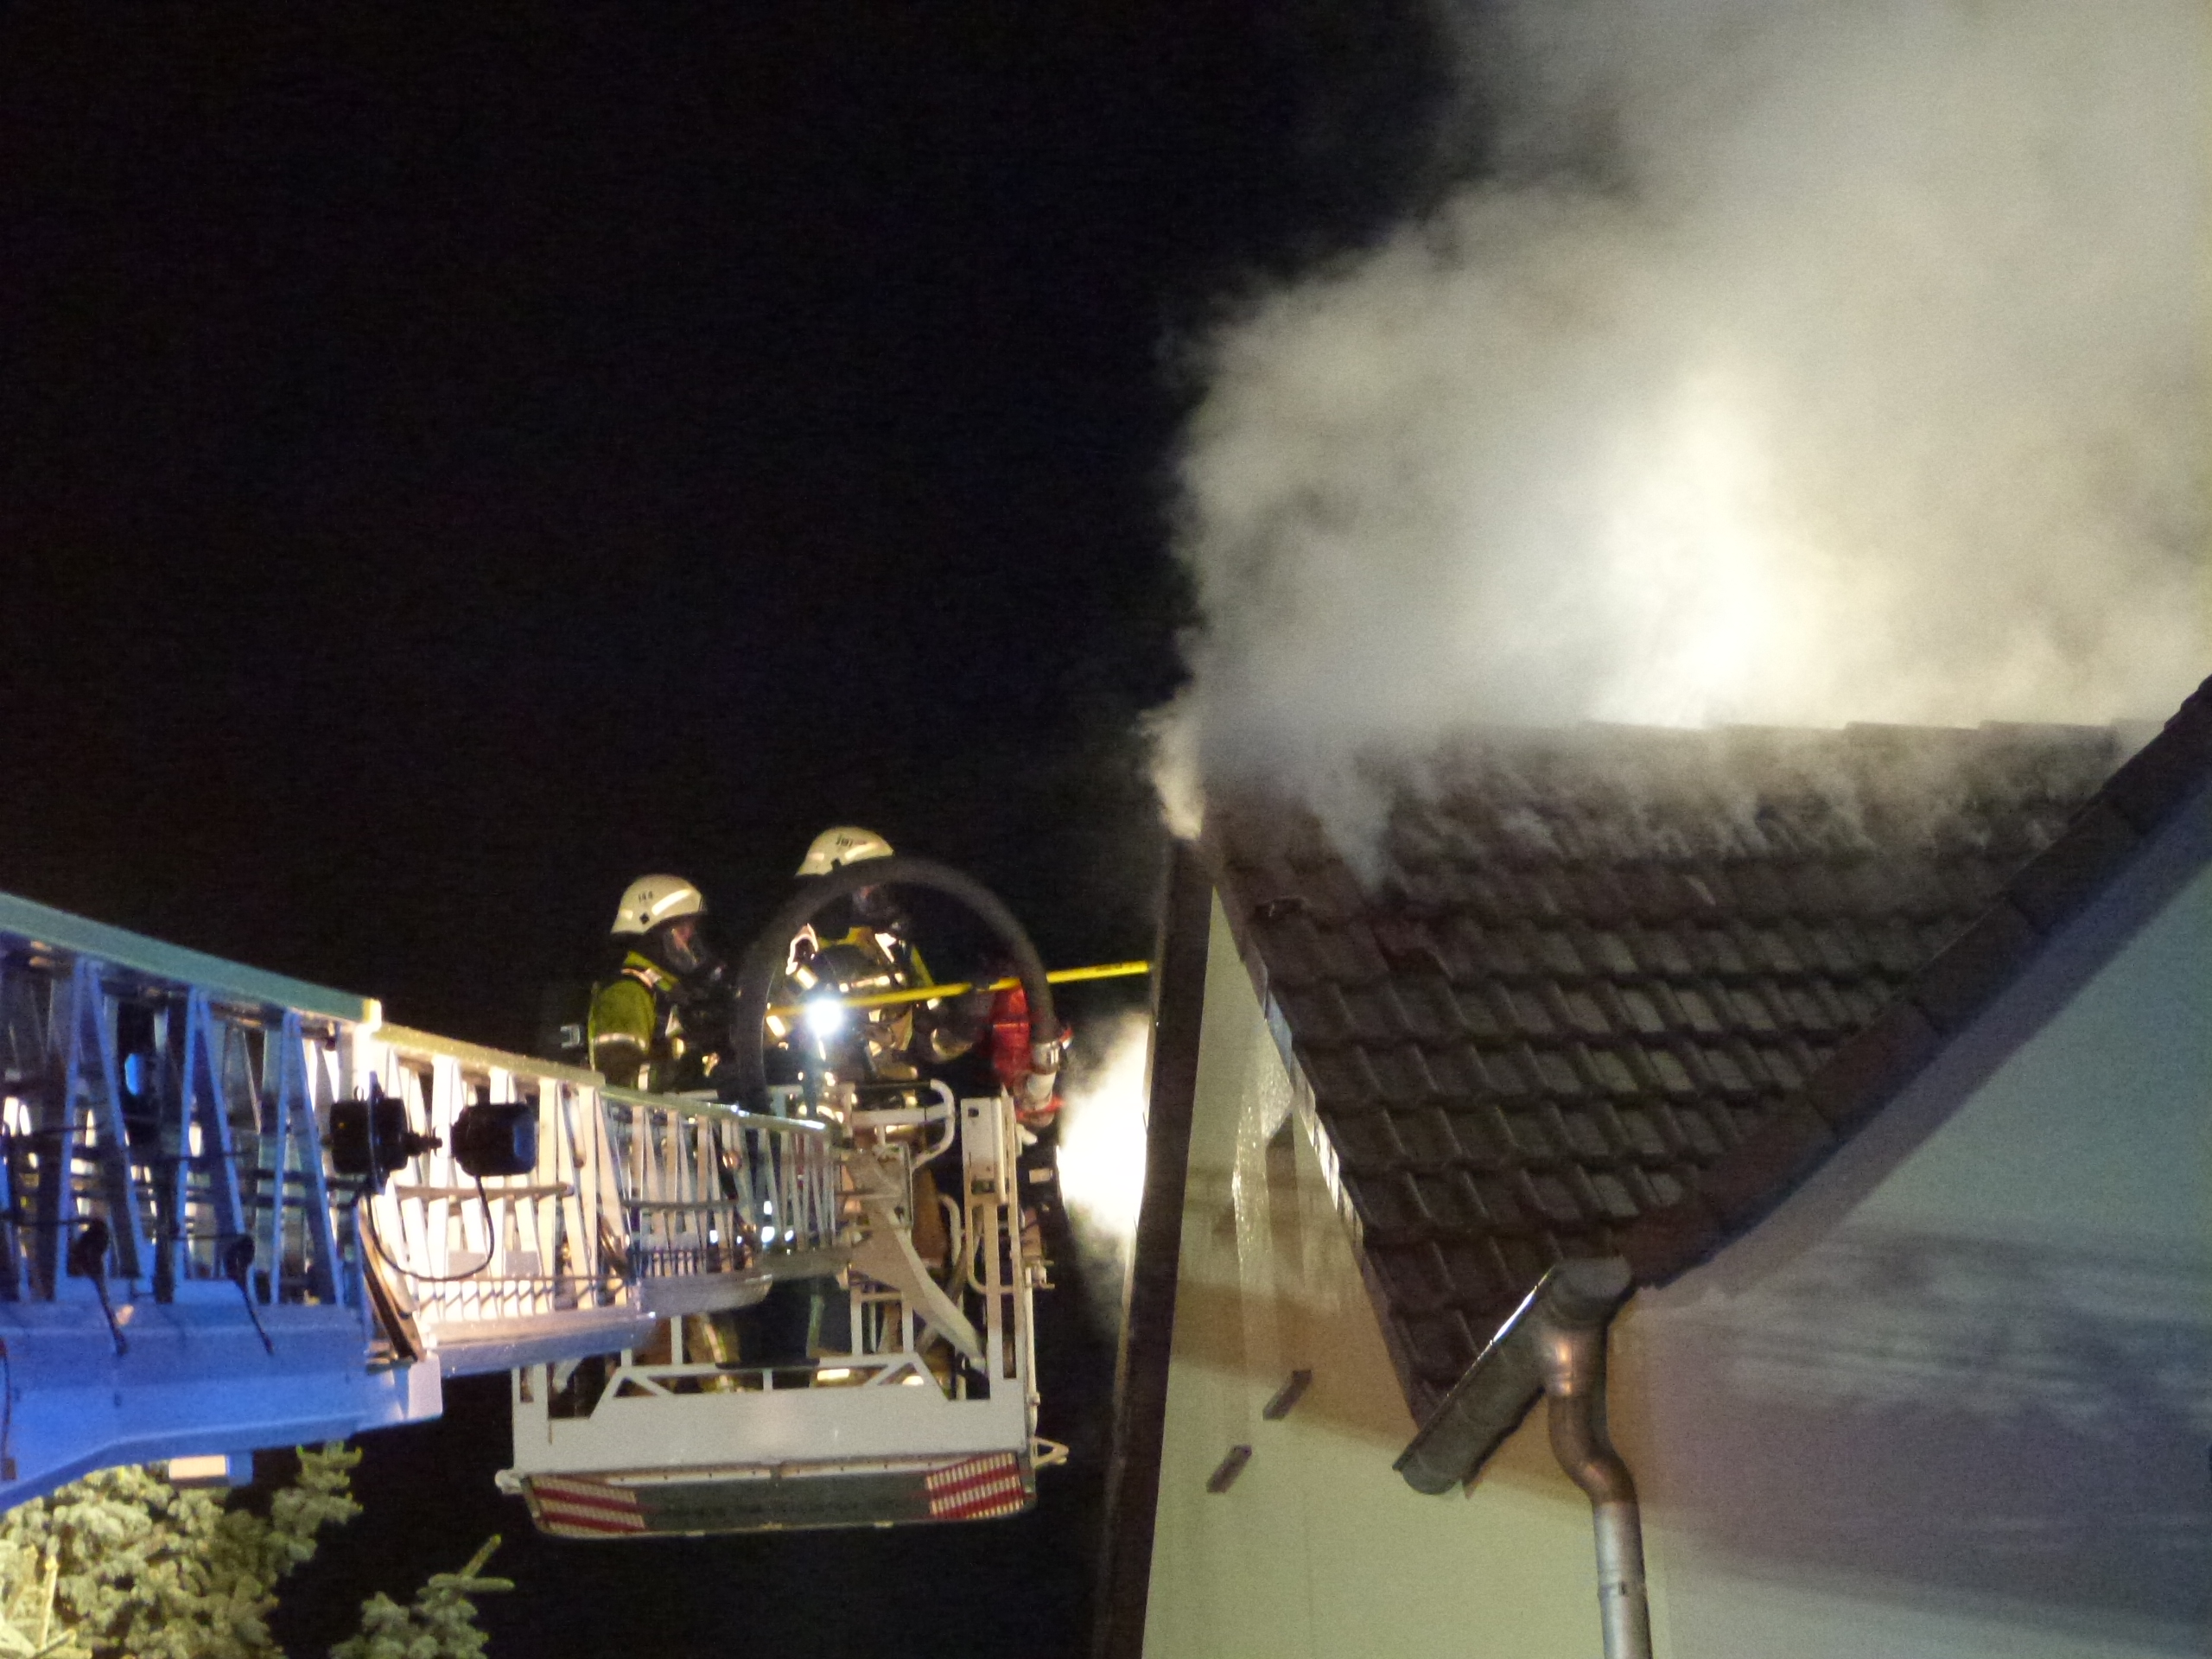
top-left (588, 950), bottom-right (715, 1092)
top-left (773, 925), bottom-right (987, 1088)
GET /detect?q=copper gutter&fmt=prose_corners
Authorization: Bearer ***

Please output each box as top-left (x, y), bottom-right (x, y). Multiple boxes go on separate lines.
top-left (1396, 1257), bottom-right (1651, 1659)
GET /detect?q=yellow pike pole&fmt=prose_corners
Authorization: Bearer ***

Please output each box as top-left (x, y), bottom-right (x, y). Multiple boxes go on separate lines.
top-left (768, 960), bottom-right (1150, 1020)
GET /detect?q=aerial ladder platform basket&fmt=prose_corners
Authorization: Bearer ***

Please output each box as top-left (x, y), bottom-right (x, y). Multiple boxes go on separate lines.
top-left (505, 1078), bottom-right (1056, 1537)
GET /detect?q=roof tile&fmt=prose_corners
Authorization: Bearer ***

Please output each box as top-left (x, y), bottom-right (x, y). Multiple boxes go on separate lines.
top-left (1397, 1310), bottom-right (1478, 1393)
top-left (1783, 978), bottom-right (1840, 1033)
top-left (1584, 1045), bottom-right (1640, 1097)
top-left (1467, 1174), bottom-right (1524, 1231)
top-left (1614, 1104), bottom-right (1673, 1162)
top-left (1758, 1044), bottom-right (1807, 1093)
top-left (1746, 925), bottom-right (1802, 976)
top-left (1490, 1231), bottom-right (1552, 1288)
top-left (1642, 929), bottom-right (1697, 977)
top-left (1372, 1244), bottom-right (1452, 1314)
top-left (1671, 1097), bottom-right (1732, 1160)
top-left (1548, 1102), bottom-right (1613, 1162)
top-left (1356, 1174), bottom-right (1419, 1239)
top-left (1435, 1236), bottom-right (1507, 1305)
top-left (1699, 1043), bottom-right (1756, 1098)
top-left (1528, 1047), bottom-right (1586, 1099)
top-left (1583, 927), bottom-right (1639, 976)
top-left (1530, 928), bottom-right (1585, 977)
top-left (1614, 984), bottom-right (1668, 1037)
top-left (1517, 1169), bottom-right (1586, 1227)
top-left (1674, 983), bottom-right (1725, 1035)
top-left (1645, 1046), bottom-right (1697, 1096)
top-left (1499, 985), bottom-right (1556, 1039)
top-left (1252, 914), bottom-right (1328, 990)
top-left (1298, 1043), bottom-right (1374, 1109)
top-left (1448, 986), bottom-right (1507, 1041)
top-left (1452, 918), bottom-right (1529, 979)
top-left (1473, 1045), bottom-right (1532, 1100)
top-left (1409, 1169), bottom-right (1465, 1229)
top-left (1362, 1042), bottom-right (1432, 1102)
top-left (1386, 978), bottom-right (1458, 1044)
top-left (1587, 1171), bottom-right (1642, 1223)
top-left (1568, 869), bottom-right (1634, 925)
top-left (1338, 985), bottom-right (1405, 1044)
top-left (1310, 925), bottom-right (1386, 987)
top-left (1725, 983), bottom-right (1781, 1035)
top-left (1274, 983), bottom-right (1351, 1045)
top-left (1422, 1043), bottom-right (1483, 1096)
top-left (1294, 858), bottom-right (1370, 927)
top-left (1439, 1105), bottom-right (1512, 1169)
top-left (1556, 984), bottom-right (1611, 1038)
top-left (1387, 1107), bottom-right (1449, 1164)
top-left (1493, 1105), bottom-right (1554, 1165)
top-left (1325, 1112), bottom-right (1401, 1174)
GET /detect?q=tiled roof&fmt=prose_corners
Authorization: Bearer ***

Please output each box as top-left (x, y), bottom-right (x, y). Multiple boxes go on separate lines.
top-left (1203, 681), bottom-right (2212, 1419)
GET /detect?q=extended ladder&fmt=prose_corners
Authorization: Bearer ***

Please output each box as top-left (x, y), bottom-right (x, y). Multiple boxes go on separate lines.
top-left (0, 892), bottom-right (842, 1509)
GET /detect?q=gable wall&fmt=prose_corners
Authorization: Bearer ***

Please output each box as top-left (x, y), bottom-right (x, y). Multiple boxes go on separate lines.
top-left (1630, 813), bottom-right (2212, 1657)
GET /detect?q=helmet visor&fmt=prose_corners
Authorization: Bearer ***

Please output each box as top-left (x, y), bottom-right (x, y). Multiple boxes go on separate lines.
top-left (652, 918), bottom-right (706, 976)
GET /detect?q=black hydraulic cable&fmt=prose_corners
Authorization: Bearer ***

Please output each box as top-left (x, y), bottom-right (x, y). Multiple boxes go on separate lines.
top-left (219, 1236), bottom-right (274, 1356)
top-left (353, 1179), bottom-right (502, 1286)
top-left (67, 1218), bottom-right (128, 1357)
top-left (726, 856), bottom-right (1059, 1116)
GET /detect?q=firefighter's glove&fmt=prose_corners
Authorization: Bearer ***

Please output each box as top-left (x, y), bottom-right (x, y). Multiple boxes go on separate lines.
top-left (1023, 1037), bottom-right (1064, 1107)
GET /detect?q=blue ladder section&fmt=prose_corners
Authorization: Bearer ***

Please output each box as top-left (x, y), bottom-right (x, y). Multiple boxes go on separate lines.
top-left (0, 893), bottom-right (423, 1503)
top-left (0, 891), bottom-right (836, 1509)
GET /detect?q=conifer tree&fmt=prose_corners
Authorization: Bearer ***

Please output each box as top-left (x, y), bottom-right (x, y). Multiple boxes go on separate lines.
top-left (328, 1538), bottom-right (510, 1659)
top-left (0, 1448), bottom-right (503, 1659)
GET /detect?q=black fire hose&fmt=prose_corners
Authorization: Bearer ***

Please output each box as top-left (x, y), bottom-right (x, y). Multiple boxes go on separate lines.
top-left (726, 855), bottom-right (1060, 1116)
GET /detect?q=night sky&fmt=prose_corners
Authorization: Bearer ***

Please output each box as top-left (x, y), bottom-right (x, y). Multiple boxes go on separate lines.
top-left (0, 5), bottom-right (1450, 1655)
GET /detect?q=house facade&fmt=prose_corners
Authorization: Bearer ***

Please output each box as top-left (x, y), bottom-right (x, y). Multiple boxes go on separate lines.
top-left (1096, 692), bottom-right (2212, 1659)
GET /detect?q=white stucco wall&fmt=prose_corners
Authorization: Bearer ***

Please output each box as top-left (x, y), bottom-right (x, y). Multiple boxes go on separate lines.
top-left (1145, 801), bottom-right (2210, 1658)
top-left (1633, 830), bottom-right (2212, 1658)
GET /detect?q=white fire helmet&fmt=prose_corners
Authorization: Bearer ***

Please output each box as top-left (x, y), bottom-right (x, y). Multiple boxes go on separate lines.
top-left (797, 827), bottom-right (895, 877)
top-left (610, 874), bottom-right (705, 938)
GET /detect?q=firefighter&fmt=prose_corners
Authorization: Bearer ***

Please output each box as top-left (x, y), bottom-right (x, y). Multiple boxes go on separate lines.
top-left (588, 874), bottom-right (728, 1092)
top-left (772, 828), bottom-right (989, 1088)
top-left (983, 964), bottom-right (1068, 1276)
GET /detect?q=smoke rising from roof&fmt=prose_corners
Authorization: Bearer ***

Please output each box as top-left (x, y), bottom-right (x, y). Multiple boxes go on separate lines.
top-left (1159, 0), bottom-right (2206, 836)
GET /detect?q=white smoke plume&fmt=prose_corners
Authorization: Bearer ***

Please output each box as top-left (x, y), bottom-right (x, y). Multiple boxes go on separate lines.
top-left (1161, 0), bottom-right (2207, 834)
top-left (1054, 1011), bottom-right (1153, 1332)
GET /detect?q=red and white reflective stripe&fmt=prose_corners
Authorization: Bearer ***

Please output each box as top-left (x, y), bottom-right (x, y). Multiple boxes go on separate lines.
top-left (531, 1476), bottom-right (647, 1535)
top-left (925, 1452), bottom-right (1027, 1521)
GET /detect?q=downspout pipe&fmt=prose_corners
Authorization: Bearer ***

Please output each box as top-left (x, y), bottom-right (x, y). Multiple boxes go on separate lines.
top-left (1535, 1272), bottom-right (1651, 1659)
top-left (1395, 1257), bottom-right (1651, 1659)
